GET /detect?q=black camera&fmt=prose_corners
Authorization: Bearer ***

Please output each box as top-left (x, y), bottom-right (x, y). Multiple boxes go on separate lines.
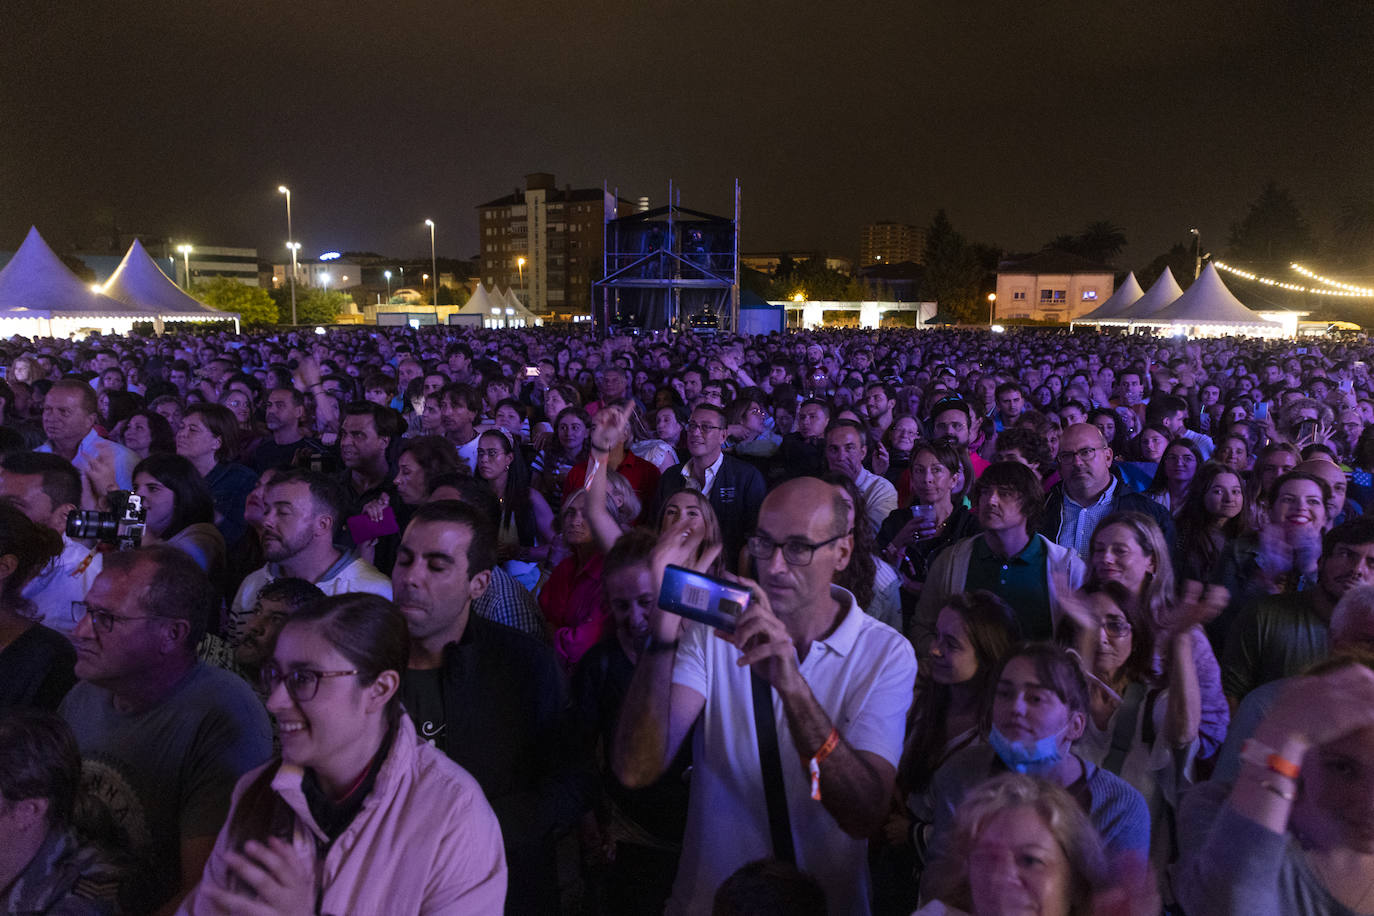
top-left (66, 490), bottom-right (146, 550)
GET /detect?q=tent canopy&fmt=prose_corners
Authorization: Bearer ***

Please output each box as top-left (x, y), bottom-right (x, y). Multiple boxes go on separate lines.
top-left (0, 227), bottom-right (145, 320)
top-left (1144, 263), bottom-right (1279, 326)
top-left (1077, 272), bottom-right (1143, 322)
top-left (102, 239), bottom-right (237, 320)
top-left (456, 282), bottom-right (496, 315)
top-left (1114, 268), bottom-right (1184, 321)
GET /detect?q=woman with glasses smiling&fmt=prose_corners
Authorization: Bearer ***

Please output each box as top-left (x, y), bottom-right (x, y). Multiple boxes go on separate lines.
top-left (178, 594), bottom-right (507, 915)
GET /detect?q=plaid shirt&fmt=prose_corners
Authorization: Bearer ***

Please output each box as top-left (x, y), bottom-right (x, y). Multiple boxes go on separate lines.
top-left (473, 565), bottom-right (547, 642)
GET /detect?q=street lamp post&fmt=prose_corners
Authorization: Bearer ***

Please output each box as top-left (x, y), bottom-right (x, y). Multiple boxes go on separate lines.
top-left (278, 185), bottom-right (298, 324)
top-left (988, 292), bottom-right (997, 325)
top-left (176, 244), bottom-right (193, 290)
top-left (384, 270), bottom-right (392, 302)
top-left (425, 219), bottom-right (438, 306)
top-left (1190, 228), bottom-right (1202, 280)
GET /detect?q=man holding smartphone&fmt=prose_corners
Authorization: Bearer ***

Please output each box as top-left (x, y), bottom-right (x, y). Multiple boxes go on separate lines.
top-left (615, 477), bottom-right (916, 915)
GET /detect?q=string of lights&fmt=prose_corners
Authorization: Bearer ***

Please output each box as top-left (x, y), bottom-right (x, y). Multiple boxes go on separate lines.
top-left (1212, 260), bottom-right (1374, 298)
top-left (1289, 263), bottom-right (1374, 296)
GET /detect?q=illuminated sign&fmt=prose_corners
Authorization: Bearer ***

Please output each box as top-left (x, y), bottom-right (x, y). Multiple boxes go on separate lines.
top-left (319, 251), bottom-right (342, 261)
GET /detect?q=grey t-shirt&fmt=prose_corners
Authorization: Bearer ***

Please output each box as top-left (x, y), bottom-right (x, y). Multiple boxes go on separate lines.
top-left (59, 662), bottom-right (272, 912)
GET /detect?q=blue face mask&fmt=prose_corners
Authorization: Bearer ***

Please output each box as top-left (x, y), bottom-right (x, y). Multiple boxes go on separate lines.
top-left (987, 723), bottom-right (1071, 776)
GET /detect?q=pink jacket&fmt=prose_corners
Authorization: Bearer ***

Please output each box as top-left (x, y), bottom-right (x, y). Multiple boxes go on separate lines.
top-left (179, 715), bottom-right (507, 915)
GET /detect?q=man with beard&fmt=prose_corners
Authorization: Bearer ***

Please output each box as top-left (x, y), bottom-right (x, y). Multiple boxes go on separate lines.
top-left (913, 461), bottom-right (1084, 647)
top-left (226, 469), bottom-right (391, 642)
top-left (1222, 518), bottom-right (1374, 707)
top-left (394, 500), bottom-right (582, 914)
top-left (230, 577), bottom-right (324, 694)
top-left (249, 387), bottom-right (325, 473)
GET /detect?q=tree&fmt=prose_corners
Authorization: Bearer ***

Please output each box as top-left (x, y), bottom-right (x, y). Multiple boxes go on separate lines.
top-left (1330, 191), bottom-right (1374, 270)
top-left (1041, 222), bottom-right (1127, 265)
top-left (1227, 181), bottom-right (1314, 267)
top-left (193, 277), bottom-right (277, 327)
top-left (1076, 222), bottom-right (1128, 264)
top-left (295, 288), bottom-right (353, 325)
top-left (921, 209), bottom-right (992, 323)
top-left (1137, 242), bottom-right (1195, 291)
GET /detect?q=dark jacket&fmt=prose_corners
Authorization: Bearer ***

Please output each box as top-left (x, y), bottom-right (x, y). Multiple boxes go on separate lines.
top-left (1039, 471), bottom-right (1178, 563)
top-left (654, 454), bottom-right (766, 572)
top-left (406, 616), bottom-right (586, 914)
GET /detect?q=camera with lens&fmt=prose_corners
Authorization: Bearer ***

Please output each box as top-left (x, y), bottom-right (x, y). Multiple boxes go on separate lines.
top-left (66, 490), bottom-right (146, 550)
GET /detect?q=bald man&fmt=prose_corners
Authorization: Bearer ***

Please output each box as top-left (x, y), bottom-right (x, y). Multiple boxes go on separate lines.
top-left (614, 477), bottom-right (916, 915)
top-left (1040, 422), bottom-right (1175, 560)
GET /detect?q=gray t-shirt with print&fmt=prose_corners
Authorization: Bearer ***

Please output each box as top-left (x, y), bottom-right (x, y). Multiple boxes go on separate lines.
top-left (59, 662), bottom-right (272, 912)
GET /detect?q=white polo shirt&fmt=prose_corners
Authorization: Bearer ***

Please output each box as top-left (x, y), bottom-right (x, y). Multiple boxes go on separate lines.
top-left (668, 586), bottom-right (916, 916)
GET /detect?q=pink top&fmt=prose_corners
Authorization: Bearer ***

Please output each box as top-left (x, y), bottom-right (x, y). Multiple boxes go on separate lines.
top-left (179, 715), bottom-right (507, 915)
top-left (539, 552), bottom-right (608, 669)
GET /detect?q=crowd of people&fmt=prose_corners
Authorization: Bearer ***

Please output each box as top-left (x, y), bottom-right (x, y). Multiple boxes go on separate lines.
top-left (2, 322), bottom-right (1374, 914)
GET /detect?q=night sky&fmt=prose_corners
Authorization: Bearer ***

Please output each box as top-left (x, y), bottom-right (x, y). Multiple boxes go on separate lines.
top-left (4, 1), bottom-right (1372, 269)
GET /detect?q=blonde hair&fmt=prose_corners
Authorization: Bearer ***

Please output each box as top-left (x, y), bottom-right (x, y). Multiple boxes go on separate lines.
top-left (658, 488), bottom-right (725, 575)
top-left (929, 773), bottom-right (1107, 915)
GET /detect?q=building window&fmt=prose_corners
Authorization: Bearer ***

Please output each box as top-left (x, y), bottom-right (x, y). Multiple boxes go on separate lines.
top-left (1040, 289), bottom-right (1066, 302)
top-left (1012, 290), bottom-right (1026, 301)
top-left (1082, 289), bottom-right (1098, 300)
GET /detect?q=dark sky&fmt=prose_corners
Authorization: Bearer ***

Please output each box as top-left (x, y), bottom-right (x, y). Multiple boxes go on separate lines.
top-left (4, 0), bottom-right (1373, 269)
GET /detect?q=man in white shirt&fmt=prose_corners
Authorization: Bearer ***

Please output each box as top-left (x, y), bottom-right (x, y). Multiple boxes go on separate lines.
top-left (228, 469), bottom-right (391, 642)
top-left (36, 379), bottom-right (139, 494)
top-left (824, 419), bottom-right (897, 537)
top-left (615, 477), bottom-right (916, 915)
top-left (0, 451), bottom-right (101, 633)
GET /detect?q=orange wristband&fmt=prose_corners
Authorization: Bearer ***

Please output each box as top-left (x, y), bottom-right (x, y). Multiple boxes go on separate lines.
top-left (808, 729), bottom-right (840, 802)
top-left (1240, 738), bottom-right (1302, 780)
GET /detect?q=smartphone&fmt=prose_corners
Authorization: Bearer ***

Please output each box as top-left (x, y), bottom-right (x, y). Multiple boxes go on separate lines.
top-left (658, 564), bottom-right (750, 633)
top-left (524, 365), bottom-right (540, 378)
top-left (346, 507), bottom-right (400, 543)
top-left (1298, 419), bottom-right (1319, 440)
top-left (1254, 401), bottom-right (1269, 420)
top-left (1342, 378), bottom-right (1354, 393)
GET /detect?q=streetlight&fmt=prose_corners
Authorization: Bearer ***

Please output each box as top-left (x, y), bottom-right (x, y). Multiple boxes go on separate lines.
top-left (384, 270), bottom-right (392, 302)
top-left (177, 244), bottom-right (193, 290)
top-left (279, 185), bottom-right (298, 324)
top-left (516, 256), bottom-right (526, 289)
top-left (1189, 228), bottom-right (1202, 280)
top-left (425, 219), bottom-right (438, 306)
top-left (987, 292), bottom-right (997, 325)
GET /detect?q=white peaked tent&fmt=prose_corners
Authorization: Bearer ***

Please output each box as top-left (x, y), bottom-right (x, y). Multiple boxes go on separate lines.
top-left (102, 239), bottom-right (240, 330)
top-left (499, 287), bottom-right (542, 327)
top-left (1140, 263), bottom-right (1280, 333)
top-left (1075, 272), bottom-right (1144, 324)
top-left (449, 282), bottom-right (497, 327)
top-left (1115, 268), bottom-right (1184, 322)
top-left (0, 227), bottom-right (148, 336)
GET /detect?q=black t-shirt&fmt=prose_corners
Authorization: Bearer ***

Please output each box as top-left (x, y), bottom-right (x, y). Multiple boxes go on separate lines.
top-left (401, 667), bottom-right (447, 747)
top-left (0, 623), bottom-right (76, 711)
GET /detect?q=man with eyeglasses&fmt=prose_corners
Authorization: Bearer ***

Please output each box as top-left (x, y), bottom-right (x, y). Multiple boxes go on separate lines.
top-left (614, 477), bottom-right (916, 915)
top-left (654, 404), bottom-right (765, 572)
top-left (59, 547), bottom-right (271, 915)
top-left (1041, 423), bottom-right (1174, 560)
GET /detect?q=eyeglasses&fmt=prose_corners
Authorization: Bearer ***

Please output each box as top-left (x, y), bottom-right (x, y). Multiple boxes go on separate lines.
top-left (685, 421), bottom-right (724, 434)
top-left (259, 666), bottom-right (360, 702)
top-left (71, 601), bottom-right (171, 634)
top-left (1101, 618), bottom-right (1133, 638)
top-left (746, 530), bottom-right (849, 567)
top-left (1057, 446), bottom-right (1101, 465)
top-left (748, 407), bottom-right (768, 417)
